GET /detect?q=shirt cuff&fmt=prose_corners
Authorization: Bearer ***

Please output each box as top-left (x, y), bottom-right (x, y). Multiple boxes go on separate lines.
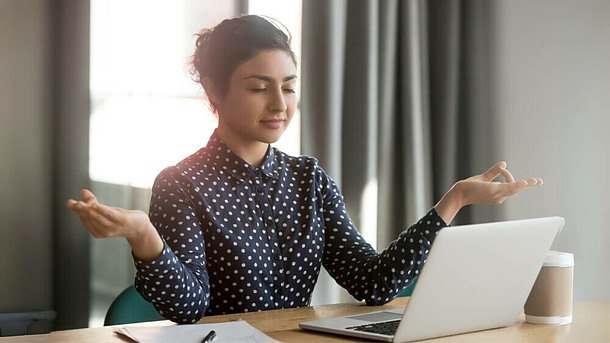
top-left (401, 208), bottom-right (449, 241)
top-left (426, 207), bottom-right (450, 228)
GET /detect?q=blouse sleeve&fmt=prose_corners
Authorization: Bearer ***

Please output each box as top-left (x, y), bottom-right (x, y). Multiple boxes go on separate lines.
top-left (316, 164), bottom-right (449, 305)
top-left (132, 166), bottom-right (210, 323)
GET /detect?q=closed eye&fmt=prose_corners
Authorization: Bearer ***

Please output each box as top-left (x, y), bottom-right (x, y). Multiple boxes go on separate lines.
top-left (251, 88), bottom-right (267, 93)
top-left (283, 88), bottom-right (295, 94)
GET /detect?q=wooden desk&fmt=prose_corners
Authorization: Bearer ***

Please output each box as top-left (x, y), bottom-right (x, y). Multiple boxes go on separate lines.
top-left (4, 299), bottom-right (609, 342)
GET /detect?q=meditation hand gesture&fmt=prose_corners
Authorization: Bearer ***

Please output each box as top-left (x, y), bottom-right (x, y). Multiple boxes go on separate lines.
top-left (435, 161), bottom-right (543, 224)
top-left (66, 189), bottom-right (163, 260)
top-left (66, 189), bottom-right (149, 239)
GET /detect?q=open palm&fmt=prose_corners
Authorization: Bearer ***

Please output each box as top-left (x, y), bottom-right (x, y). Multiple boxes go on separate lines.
top-left (66, 189), bottom-right (150, 240)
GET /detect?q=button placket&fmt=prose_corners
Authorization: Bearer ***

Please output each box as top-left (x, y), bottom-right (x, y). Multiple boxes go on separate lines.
top-left (253, 172), bottom-right (287, 308)
top-left (257, 173), bottom-right (286, 308)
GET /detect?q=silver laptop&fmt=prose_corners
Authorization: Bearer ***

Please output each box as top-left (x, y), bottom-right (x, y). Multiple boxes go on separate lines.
top-left (300, 216), bottom-right (565, 342)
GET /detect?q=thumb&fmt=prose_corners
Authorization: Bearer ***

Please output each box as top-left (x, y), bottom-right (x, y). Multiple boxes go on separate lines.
top-left (80, 189), bottom-right (98, 204)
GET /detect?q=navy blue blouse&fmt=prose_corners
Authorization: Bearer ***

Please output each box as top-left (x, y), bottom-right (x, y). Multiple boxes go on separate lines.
top-left (134, 131), bottom-right (448, 323)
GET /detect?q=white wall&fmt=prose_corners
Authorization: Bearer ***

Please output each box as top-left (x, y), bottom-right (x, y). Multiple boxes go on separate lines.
top-left (492, 0), bottom-right (610, 301)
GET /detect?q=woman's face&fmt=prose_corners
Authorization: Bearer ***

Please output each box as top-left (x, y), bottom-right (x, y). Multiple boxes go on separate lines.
top-left (214, 50), bottom-right (297, 148)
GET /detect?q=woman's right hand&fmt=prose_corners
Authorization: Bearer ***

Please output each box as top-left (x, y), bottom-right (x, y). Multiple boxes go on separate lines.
top-left (66, 189), bottom-right (149, 240)
top-left (66, 189), bottom-right (164, 260)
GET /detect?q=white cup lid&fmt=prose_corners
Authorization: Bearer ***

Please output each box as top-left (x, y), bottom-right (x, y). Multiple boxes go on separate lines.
top-left (543, 251), bottom-right (574, 267)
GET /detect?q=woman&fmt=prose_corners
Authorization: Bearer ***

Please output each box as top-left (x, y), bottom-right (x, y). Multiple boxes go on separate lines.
top-left (67, 15), bottom-right (542, 323)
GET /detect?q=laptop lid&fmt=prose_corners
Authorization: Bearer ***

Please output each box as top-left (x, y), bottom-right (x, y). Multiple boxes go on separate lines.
top-left (394, 216), bottom-right (564, 342)
top-left (300, 216), bottom-right (565, 342)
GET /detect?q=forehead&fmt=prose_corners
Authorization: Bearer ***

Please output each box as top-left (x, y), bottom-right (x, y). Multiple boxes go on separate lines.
top-left (232, 50), bottom-right (297, 80)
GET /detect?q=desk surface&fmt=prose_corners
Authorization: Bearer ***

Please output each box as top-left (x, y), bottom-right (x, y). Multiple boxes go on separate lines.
top-left (4, 299), bottom-right (609, 342)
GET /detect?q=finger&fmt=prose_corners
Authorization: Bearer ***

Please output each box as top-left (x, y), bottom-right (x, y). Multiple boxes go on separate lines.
top-left (505, 180), bottom-right (530, 196)
top-left (91, 203), bottom-right (122, 225)
top-left (78, 213), bottom-right (100, 235)
top-left (80, 189), bottom-right (98, 205)
top-left (79, 207), bottom-right (116, 237)
top-left (481, 161), bottom-right (506, 182)
top-left (526, 177), bottom-right (545, 186)
top-left (76, 202), bottom-right (119, 226)
top-left (76, 209), bottom-right (103, 237)
top-left (66, 199), bottom-right (78, 209)
top-left (86, 207), bottom-right (116, 234)
top-left (81, 218), bottom-right (108, 238)
top-left (68, 200), bottom-right (88, 213)
top-left (498, 167), bottom-right (515, 183)
top-left (68, 199), bottom-right (110, 238)
top-left (73, 201), bottom-right (109, 223)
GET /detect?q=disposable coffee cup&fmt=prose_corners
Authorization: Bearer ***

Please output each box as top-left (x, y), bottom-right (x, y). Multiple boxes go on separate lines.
top-left (524, 251), bottom-right (574, 325)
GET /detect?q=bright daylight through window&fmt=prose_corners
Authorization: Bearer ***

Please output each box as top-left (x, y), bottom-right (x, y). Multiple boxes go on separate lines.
top-left (90, 0), bottom-right (302, 189)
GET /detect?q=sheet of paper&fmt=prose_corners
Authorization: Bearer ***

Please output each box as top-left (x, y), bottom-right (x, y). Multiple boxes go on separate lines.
top-left (113, 319), bottom-right (280, 343)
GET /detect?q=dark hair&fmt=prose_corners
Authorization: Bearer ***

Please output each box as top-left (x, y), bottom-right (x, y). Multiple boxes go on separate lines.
top-left (191, 15), bottom-right (296, 110)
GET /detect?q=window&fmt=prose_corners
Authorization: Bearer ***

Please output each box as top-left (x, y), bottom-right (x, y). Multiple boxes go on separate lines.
top-left (90, 0), bottom-right (302, 189)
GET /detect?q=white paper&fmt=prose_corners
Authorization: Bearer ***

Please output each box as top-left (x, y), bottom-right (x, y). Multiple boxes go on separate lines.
top-left (113, 320), bottom-right (279, 343)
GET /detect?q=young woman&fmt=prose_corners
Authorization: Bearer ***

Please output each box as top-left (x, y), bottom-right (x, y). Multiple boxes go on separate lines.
top-left (67, 15), bottom-right (542, 324)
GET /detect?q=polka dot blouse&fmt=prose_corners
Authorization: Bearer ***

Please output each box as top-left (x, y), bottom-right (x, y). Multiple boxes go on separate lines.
top-left (133, 131), bottom-right (449, 323)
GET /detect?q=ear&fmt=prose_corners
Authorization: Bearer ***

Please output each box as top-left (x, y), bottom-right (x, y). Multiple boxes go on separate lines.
top-left (202, 77), bottom-right (220, 111)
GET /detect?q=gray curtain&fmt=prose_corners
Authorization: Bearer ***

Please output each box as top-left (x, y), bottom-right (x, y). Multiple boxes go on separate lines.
top-left (1, 0), bottom-right (56, 333)
top-left (0, 0), bottom-right (90, 331)
top-left (301, 0), bottom-right (498, 304)
top-left (51, 0), bottom-right (92, 329)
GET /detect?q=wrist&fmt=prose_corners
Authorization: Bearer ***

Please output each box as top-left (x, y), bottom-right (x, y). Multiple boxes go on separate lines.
top-left (434, 183), bottom-right (466, 224)
top-left (126, 220), bottom-right (155, 245)
top-left (128, 222), bottom-right (164, 261)
top-left (450, 181), bottom-right (468, 207)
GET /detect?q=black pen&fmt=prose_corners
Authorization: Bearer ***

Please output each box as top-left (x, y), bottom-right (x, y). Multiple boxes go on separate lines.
top-left (201, 330), bottom-right (216, 343)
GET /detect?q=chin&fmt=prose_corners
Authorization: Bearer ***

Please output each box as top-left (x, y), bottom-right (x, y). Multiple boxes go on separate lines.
top-left (261, 136), bottom-right (282, 144)
top-left (258, 131), bottom-right (285, 144)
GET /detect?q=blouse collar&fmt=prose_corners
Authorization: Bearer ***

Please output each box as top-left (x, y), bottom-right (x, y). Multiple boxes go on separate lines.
top-left (205, 130), bottom-right (279, 181)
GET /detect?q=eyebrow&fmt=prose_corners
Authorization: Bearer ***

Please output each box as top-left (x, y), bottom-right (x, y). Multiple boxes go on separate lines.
top-left (243, 75), bottom-right (298, 82)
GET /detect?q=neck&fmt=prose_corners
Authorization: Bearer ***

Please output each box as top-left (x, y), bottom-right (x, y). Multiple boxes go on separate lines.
top-left (216, 127), bottom-right (268, 167)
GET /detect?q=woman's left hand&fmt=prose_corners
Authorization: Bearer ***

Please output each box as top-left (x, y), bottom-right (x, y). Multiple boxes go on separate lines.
top-left (435, 161), bottom-right (543, 224)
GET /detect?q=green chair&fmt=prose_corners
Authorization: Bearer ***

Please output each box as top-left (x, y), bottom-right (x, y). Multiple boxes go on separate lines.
top-left (397, 277), bottom-right (418, 297)
top-left (104, 285), bottom-right (164, 326)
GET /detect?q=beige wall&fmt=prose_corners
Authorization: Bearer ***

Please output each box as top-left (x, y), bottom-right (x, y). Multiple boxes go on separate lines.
top-left (491, 0), bottom-right (610, 301)
top-left (0, 0), bottom-right (53, 310)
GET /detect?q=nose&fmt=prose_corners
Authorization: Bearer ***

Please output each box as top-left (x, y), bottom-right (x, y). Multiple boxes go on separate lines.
top-left (269, 88), bottom-right (287, 113)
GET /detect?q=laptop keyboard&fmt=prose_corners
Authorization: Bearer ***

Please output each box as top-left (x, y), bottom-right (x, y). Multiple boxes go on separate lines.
top-left (346, 319), bottom-right (401, 336)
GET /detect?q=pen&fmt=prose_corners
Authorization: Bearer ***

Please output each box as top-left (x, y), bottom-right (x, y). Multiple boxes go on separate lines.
top-left (201, 330), bottom-right (216, 343)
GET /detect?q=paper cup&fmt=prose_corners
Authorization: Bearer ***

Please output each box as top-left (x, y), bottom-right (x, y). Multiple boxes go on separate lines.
top-left (524, 251), bottom-right (574, 325)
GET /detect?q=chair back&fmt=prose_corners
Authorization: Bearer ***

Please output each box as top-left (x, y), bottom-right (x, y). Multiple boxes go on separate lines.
top-left (397, 277), bottom-right (418, 297)
top-left (104, 285), bottom-right (164, 326)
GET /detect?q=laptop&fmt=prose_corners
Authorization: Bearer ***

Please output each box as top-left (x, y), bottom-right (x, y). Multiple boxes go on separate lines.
top-left (300, 216), bottom-right (565, 342)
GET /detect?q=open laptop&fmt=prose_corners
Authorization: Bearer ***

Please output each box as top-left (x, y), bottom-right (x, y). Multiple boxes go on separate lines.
top-left (300, 216), bottom-right (565, 342)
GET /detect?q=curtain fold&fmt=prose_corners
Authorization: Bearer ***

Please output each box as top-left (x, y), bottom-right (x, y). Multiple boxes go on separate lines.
top-left (377, 0), bottom-right (435, 251)
top-left (301, 0), bottom-right (496, 305)
top-left (301, 0), bottom-right (347, 178)
top-left (51, 0), bottom-right (91, 329)
top-left (301, 0), bottom-right (352, 305)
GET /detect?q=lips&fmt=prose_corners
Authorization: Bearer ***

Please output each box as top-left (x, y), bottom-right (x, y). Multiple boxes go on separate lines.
top-left (260, 118), bottom-right (286, 129)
